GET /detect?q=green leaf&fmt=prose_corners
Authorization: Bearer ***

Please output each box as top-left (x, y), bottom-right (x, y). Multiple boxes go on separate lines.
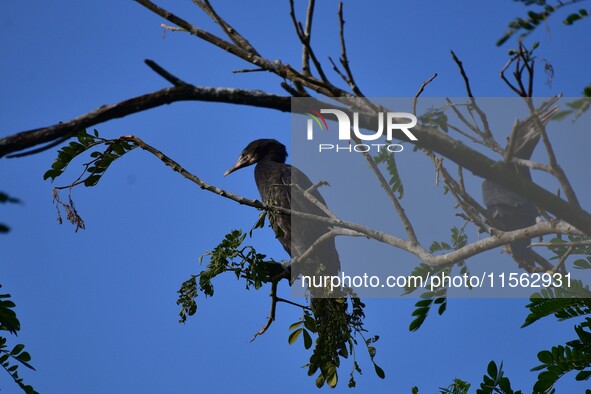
top-left (564, 12), bottom-right (583, 25)
top-left (326, 371), bottom-right (338, 388)
top-left (288, 328), bottom-right (303, 345)
top-left (84, 175), bottom-right (101, 187)
top-left (315, 374), bottom-right (325, 388)
top-left (487, 361), bottom-right (498, 379)
top-left (374, 364), bottom-right (385, 379)
top-left (409, 314), bottom-right (427, 332)
top-left (43, 169), bottom-right (63, 181)
top-left (302, 329), bottom-right (313, 350)
top-left (0, 193), bottom-right (21, 204)
top-left (10, 344), bottom-right (24, 355)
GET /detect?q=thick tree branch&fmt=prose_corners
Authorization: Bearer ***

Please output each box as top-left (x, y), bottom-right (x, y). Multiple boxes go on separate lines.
top-left (0, 84), bottom-right (291, 158)
top-left (119, 135), bottom-right (583, 269)
top-left (3, 1), bottom-right (591, 240)
top-left (3, 87), bottom-right (591, 236)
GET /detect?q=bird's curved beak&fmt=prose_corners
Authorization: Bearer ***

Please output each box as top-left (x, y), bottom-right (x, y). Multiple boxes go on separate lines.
top-left (224, 154), bottom-right (252, 176)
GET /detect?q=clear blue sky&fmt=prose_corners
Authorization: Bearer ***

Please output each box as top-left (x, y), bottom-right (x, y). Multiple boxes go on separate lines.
top-left (1, 1), bottom-right (590, 392)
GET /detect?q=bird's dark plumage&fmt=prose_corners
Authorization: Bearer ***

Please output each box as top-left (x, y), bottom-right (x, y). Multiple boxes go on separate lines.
top-left (482, 105), bottom-right (558, 269)
top-left (225, 139), bottom-right (340, 279)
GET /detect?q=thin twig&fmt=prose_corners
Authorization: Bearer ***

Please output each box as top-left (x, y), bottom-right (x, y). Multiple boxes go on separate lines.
top-left (192, 0), bottom-right (260, 55)
top-left (160, 23), bottom-right (185, 32)
top-left (6, 134), bottom-right (72, 159)
top-left (293, 228), bottom-right (366, 268)
top-left (288, 0), bottom-right (329, 83)
top-left (301, 0), bottom-right (315, 76)
top-left (511, 157), bottom-right (553, 173)
top-left (427, 152), bottom-right (491, 233)
top-left (232, 68), bottom-right (265, 74)
top-left (276, 297), bottom-right (311, 310)
top-left (412, 73), bottom-right (438, 115)
top-left (250, 280), bottom-right (278, 341)
top-left (354, 135), bottom-right (420, 245)
top-left (450, 51), bottom-right (494, 142)
top-left (144, 59), bottom-right (188, 86)
top-left (549, 246), bottom-right (573, 274)
top-left (336, 2), bottom-right (364, 97)
top-left (500, 58), bottom-right (522, 96)
top-left (531, 240), bottom-right (591, 247)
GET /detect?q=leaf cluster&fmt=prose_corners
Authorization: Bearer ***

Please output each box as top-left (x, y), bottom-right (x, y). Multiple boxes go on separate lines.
top-left (43, 130), bottom-right (137, 231)
top-left (177, 229), bottom-right (271, 323)
top-left (288, 295), bottom-right (384, 388)
top-left (0, 285), bottom-right (38, 394)
top-left (520, 259), bottom-right (591, 392)
top-left (44, 129), bottom-right (136, 186)
top-left (498, 1), bottom-right (590, 46)
top-left (406, 227), bottom-right (469, 331)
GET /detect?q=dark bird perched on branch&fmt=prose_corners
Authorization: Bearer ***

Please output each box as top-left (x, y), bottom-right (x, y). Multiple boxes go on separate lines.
top-left (225, 139), bottom-right (349, 382)
top-left (482, 102), bottom-right (558, 271)
top-left (224, 138), bottom-right (341, 281)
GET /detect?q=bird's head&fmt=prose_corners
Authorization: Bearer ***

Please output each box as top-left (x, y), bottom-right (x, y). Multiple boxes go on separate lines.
top-left (224, 139), bottom-right (288, 176)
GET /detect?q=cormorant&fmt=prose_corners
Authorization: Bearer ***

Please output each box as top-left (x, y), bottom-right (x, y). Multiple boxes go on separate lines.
top-left (482, 105), bottom-right (557, 270)
top-left (224, 139), bottom-right (341, 280)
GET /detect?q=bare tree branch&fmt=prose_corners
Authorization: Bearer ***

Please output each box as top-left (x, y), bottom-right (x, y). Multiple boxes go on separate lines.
top-left (301, 0), bottom-right (315, 77)
top-left (250, 280), bottom-right (278, 342)
top-left (3, 0), bottom-right (591, 241)
top-left (450, 51), bottom-right (496, 146)
top-left (412, 73), bottom-right (438, 115)
top-left (144, 59), bottom-right (188, 86)
top-left (191, 0), bottom-right (260, 56)
top-left (0, 83), bottom-right (291, 158)
top-left (3, 85), bottom-right (591, 236)
top-left (113, 135), bottom-right (583, 268)
top-left (336, 1), bottom-right (364, 98)
top-left (289, 0), bottom-right (329, 84)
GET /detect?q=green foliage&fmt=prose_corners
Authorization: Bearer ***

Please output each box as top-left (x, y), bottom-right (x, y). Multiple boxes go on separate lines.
top-left (178, 228), bottom-right (382, 388)
top-left (0, 287), bottom-right (20, 335)
top-left (419, 108), bottom-right (449, 133)
top-left (545, 236), bottom-right (591, 259)
top-left (477, 361), bottom-right (522, 394)
top-left (497, 1), bottom-right (590, 46)
top-left (531, 318), bottom-right (591, 392)
top-left (563, 7), bottom-right (590, 25)
top-left (0, 285), bottom-right (38, 394)
top-left (289, 296), bottom-right (383, 388)
top-left (43, 129), bottom-right (137, 231)
top-left (405, 226), bottom-right (469, 331)
top-left (374, 148), bottom-right (404, 198)
top-left (550, 97), bottom-right (591, 122)
top-left (522, 281), bottom-right (591, 328)
top-left (177, 229), bottom-right (270, 323)
top-left (44, 129), bottom-right (136, 185)
top-left (439, 378), bottom-right (471, 394)
top-left (521, 259), bottom-right (591, 392)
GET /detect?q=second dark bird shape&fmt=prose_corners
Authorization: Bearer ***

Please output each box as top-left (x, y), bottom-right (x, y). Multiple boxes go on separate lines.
top-left (481, 103), bottom-right (558, 270)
